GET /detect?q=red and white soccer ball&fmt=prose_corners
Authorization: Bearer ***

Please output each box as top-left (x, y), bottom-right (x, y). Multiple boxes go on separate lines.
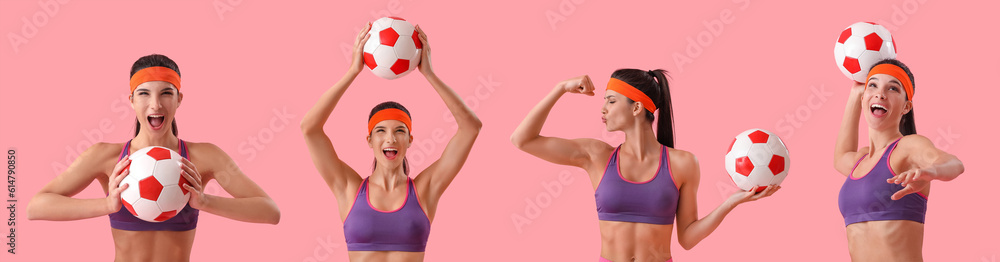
top-left (833, 22), bottom-right (897, 83)
top-left (725, 129), bottom-right (790, 192)
top-left (119, 146), bottom-right (190, 222)
top-left (363, 17), bottom-right (422, 80)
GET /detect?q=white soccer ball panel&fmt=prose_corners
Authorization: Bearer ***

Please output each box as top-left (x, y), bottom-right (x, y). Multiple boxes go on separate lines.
top-left (371, 17), bottom-right (394, 30)
top-left (363, 35), bottom-right (382, 53)
top-left (766, 136), bottom-right (789, 157)
top-left (131, 198), bottom-right (163, 221)
top-left (157, 185), bottom-right (189, 212)
top-left (152, 159), bottom-right (183, 186)
top-left (842, 36), bottom-right (868, 58)
top-left (389, 19), bottom-right (415, 38)
top-left (119, 176), bottom-right (141, 203)
top-left (746, 143), bottom-right (774, 166)
top-left (749, 166), bottom-right (776, 187)
top-left (393, 35), bottom-right (418, 61)
top-left (127, 156), bottom-right (157, 181)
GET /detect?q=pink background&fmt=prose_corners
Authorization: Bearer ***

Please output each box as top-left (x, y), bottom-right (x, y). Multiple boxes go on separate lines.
top-left (1, 0), bottom-right (997, 261)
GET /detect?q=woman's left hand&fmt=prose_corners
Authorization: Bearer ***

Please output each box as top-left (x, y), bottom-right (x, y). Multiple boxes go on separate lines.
top-left (415, 25), bottom-right (433, 76)
top-left (728, 184), bottom-right (780, 206)
top-left (887, 167), bottom-right (933, 200)
top-left (179, 158), bottom-right (209, 210)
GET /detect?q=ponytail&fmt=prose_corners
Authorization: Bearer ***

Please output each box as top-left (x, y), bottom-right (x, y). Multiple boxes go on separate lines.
top-left (610, 68), bottom-right (675, 148)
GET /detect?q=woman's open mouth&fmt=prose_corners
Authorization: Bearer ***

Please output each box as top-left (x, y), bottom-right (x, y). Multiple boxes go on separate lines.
top-left (870, 104), bottom-right (887, 118)
top-left (383, 148), bottom-right (398, 160)
top-left (148, 114), bottom-right (165, 130)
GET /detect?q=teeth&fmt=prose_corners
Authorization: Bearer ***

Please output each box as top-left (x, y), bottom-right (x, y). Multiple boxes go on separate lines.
top-left (383, 148), bottom-right (397, 152)
top-left (149, 115), bottom-right (164, 118)
top-left (870, 104), bottom-right (886, 110)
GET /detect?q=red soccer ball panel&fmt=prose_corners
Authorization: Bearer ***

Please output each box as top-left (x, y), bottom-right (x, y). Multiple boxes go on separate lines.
top-left (146, 147), bottom-right (172, 161)
top-left (138, 176), bottom-right (164, 201)
top-left (768, 155), bottom-right (786, 175)
top-left (748, 130), bottom-right (769, 144)
top-left (379, 28), bottom-right (400, 47)
top-left (735, 156), bottom-right (753, 177)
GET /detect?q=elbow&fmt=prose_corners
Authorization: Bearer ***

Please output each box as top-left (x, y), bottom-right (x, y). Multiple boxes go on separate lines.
top-left (510, 133), bottom-right (525, 149)
top-left (458, 114), bottom-right (483, 133)
top-left (300, 119), bottom-right (320, 135)
top-left (265, 200), bottom-right (281, 225)
top-left (679, 240), bottom-right (695, 251)
top-left (26, 197), bottom-right (43, 221)
top-left (267, 210), bottom-right (281, 225)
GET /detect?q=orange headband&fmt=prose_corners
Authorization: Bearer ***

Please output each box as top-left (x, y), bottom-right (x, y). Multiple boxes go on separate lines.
top-left (606, 78), bottom-right (656, 113)
top-left (368, 108), bottom-right (412, 134)
top-left (867, 64), bottom-right (913, 101)
top-left (130, 66), bottom-right (181, 94)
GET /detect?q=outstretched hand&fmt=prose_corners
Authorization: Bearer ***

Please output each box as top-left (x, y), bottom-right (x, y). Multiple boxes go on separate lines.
top-left (887, 167), bottom-right (933, 200)
top-left (727, 184), bottom-right (780, 206)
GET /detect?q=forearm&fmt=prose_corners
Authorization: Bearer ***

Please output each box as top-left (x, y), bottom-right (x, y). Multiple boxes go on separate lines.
top-left (928, 156), bottom-right (964, 181)
top-left (511, 87), bottom-right (564, 147)
top-left (301, 70), bottom-right (359, 132)
top-left (27, 193), bottom-right (111, 221)
top-left (678, 200), bottom-right (737, 249)
top-left (199, 194), bottom-right (280, 224)
top-left (835, 92), bottom-right (863, 161)
top-left (424, 72), bottom-right (482, 130)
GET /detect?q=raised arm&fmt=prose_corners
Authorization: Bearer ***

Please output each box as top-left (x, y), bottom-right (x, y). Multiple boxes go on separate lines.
top-left (299, 24), bottom-right (370, 200)
top-left (510, 75), bottom-right (611, 169)
top-left (834, 82), bottom-right (868, 176)
top-left (28, 143), bottom-right (129, 221)
top-left (411, 26), bottom-right (483, 200)
top-left (673, 150), bottom-right (779, 250)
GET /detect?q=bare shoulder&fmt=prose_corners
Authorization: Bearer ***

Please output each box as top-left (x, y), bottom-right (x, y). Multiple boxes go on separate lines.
top-left (62, 142), bottom-right (126, 179)
top-left (897, 134), bottom-right (934, 151)
top-left (182, 141), bottom-right (235, 173)
top-left (667, 147), bottom-right (699, 183)
top-left (184, 141), bottom-right (228, 158)
top-left (90, 142), bottom-right (127, 170)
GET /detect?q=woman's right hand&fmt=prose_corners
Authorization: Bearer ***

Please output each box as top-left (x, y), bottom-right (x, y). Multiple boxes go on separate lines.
top-left (105, 158), bottom-right (131, 214)
top-left (850, 81), bottom-right (866, 98)
top-left (348, 22), bottom-right (372, 74)
top-left (556, 75), bottom-right (596, 96)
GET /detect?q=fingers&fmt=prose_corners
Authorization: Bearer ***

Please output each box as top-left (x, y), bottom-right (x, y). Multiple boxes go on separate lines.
top-left (113, 183), bottom-right (129, 196)
top-left (112, 169), bottom-right (130, 187)
top-left (180, 169), bottom-right (203, 191)
top-left (113, 158), bottom-right (131, 174)
top-left (891, 184), bottom-right (918, 200)
top-left (888, 169), bottom-right (918, 186)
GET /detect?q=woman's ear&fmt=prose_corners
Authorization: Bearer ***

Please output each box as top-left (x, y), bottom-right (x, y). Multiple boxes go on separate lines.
top-left (632, 102), bottom-right (644, 117)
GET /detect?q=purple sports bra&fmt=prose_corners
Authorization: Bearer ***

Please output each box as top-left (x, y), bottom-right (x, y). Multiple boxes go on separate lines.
top-left (343, 177), bottom-right (430, 252)
top-left (109, 139), bottom-right (199, 231)
top-left (838, 138), bottom-right (928, 226)
top-left (596, 145), bottom-right (679, 225)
